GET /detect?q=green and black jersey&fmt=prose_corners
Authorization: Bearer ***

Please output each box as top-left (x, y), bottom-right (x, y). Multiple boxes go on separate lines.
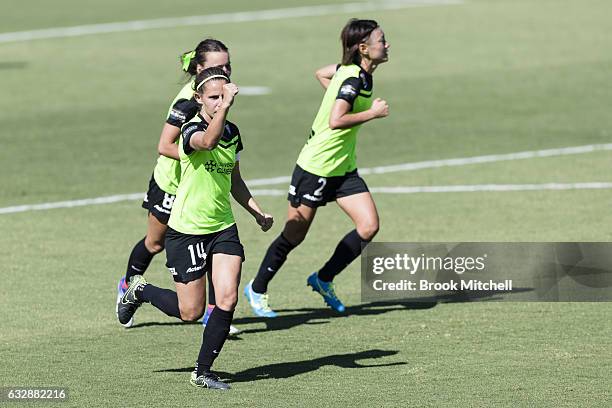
top-left (296, 64), bottom-right (373, 177)
top-left (168, 114), bottom-right (243, 235)
top-left (152, 81), bottom-right (199, 195)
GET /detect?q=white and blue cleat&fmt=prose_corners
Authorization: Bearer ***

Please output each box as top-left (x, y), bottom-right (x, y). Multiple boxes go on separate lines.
top-left (306, 272), bottom-right (346, 313)
top-left (243, 279), bottom-right (278, 318)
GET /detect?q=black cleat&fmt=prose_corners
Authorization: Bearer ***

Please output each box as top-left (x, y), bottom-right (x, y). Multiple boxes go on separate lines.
top-left (117, 275), bottom-right (146, 326)
top-left (190, 371), bottom-right (230, 390)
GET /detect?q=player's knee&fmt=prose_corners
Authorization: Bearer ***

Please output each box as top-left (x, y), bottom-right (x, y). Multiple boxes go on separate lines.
top-left (358, 220), bottom-right (379, 241)
top-left (179, 305), bottom-right (204, 322)
top-left (216, 292), bottom-right (238, 311)
top-left (144, 238), bottom-right (164, 254)
top-left (283, 223), bottom-right (309, 245)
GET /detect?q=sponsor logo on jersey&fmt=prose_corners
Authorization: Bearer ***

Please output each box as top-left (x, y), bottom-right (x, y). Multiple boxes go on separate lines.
top-left (339, 84), bottom-right (358, 98)
top-left (183, 124), bottom-right (200, 138)
top-left (169, 109), bottom-right (187, 123)
top-left (204, 160), bottom-right (217, 172)
top-left (204, 160), bottom-right (234, 174)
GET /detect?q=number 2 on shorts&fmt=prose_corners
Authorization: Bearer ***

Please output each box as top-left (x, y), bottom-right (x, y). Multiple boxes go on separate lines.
top-left (314, 177), bottom-right (327, 197)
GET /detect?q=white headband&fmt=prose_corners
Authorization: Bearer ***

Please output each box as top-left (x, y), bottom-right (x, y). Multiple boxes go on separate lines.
top-left (195, 75), bottom-right (229, 91)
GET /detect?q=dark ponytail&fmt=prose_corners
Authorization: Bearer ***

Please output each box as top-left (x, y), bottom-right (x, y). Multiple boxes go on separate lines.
top-left (180, 38), bottom-right (229, 76)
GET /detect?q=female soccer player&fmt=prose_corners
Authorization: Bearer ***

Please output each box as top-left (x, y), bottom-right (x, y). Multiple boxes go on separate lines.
top-left (244, 18), bottom-right (390, 316)
top-left (116, 39), bottom-right (238, 332)
top-left (119, 67), bottom-right (273, 389)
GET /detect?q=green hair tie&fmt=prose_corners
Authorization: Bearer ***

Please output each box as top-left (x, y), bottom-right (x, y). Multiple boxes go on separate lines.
top-left (181, 50), bottom-right (196, 72)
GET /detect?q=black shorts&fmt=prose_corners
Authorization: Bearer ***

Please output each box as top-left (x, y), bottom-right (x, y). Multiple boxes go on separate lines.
top-left (287, 165), bottom-right (369, 208)
top-left (165, 224), bottom-right (245, 284)
top-left (141, 175), bottom-right (176, 224)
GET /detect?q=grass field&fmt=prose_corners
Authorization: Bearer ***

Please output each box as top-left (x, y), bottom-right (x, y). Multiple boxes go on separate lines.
top-left (1, 0), bottom-right (611, 406)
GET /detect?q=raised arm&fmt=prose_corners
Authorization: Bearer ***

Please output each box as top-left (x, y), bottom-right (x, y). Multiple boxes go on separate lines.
top-left (189, 83), bottom-right (238, 151)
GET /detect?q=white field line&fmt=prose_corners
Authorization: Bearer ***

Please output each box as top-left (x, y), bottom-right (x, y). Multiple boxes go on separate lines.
top-left (357, 143), bottom-right (612, 175)
top-left (0, 0), bottom-right (463, 44)
top-left (0, 193), bottom-right (146, 214)
top-left (246, 142), bottom-right (612, 186)
top-left (239, 86), bottom-right (271, 96)
top-left (1, 143), bottom-right (611, 215)
top-left (369, 182), bottom-right (612, 193)
top-left (2, 182), bottom-right (610, 215)
top-left (251, 182), bottom-right (612, 195)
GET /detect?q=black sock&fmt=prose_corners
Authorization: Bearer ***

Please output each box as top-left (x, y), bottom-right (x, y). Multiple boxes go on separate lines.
top-left (196, 307), bottom-right (234, 376)
top-left (125, 238), bottom-right (154, 282)
top-left (252, 233), bottom-right (297, 294)
top-left (207, 271), bottom-right (216, 306)
top-left (317, 229), bottom-right (370, 282)
top-left (138, 284), bottom-right (181, 319)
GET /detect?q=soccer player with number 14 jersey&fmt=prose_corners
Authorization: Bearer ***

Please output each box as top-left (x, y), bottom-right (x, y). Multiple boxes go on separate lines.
top-left (119, 67), bottom-right (273, 389)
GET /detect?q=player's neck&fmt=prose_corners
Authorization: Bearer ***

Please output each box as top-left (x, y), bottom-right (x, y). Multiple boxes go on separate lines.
top-left (360, 59), bottom-right (377, 74)
top-left (200, 110), bottom-right (213, 123)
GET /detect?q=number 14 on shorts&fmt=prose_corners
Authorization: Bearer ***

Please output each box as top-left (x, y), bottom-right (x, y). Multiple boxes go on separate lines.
top-left (187, 242), bottom-right (206, 266)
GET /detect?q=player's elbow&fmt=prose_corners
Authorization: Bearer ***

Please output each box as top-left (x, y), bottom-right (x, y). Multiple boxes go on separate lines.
top-left (329, 118), bottom-right (342, 130)
top-left (157, 142), bottom-right (170, 156)
top-left (197, 140), bottom-right (218, 151)
top-left (315, 69), bottom-right (326, 83)
top-left (157, 143), bottom-right (179, 160)
top-left (201, 143), bottom-right (217, 151)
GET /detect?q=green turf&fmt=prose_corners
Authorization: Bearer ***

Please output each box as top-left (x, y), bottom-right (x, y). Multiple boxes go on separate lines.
top-left (1, 1), bottom-right (611, 406)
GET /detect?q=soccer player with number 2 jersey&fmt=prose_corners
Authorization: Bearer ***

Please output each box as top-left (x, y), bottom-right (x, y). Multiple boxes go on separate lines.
top-left (244, 19), bottom-right (390, 317)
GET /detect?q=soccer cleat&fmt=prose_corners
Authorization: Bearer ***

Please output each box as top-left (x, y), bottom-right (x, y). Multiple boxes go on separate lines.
top-left (243, 279), bottom-right (277, 318)
top-left (116, 277), bottom-right (134, 328)
top-left (190, 371), bottom-right (230, 390)
top-left (228, 324), bottom-right (241, 335)
top-left (307, 272), bottom-right (346, 312)
top-left (202, 306), bottom-right (242, 335)
top-left (117, 275), bottom-right (146, 326)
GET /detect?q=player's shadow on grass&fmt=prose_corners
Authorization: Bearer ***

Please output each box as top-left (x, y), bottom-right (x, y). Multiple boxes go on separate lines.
top-left (233, 300), bottom-right (437, 334)
top-left (128, 299), bottom-right (435, 330)
top-left (130, 320), bottom-right (201, 329)
top-left (233, 286), bottom-right (533, 334)
top-left (155, 349), bottom-right (406, 383)
top-left (130, 287), bottom-right (531, 331)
